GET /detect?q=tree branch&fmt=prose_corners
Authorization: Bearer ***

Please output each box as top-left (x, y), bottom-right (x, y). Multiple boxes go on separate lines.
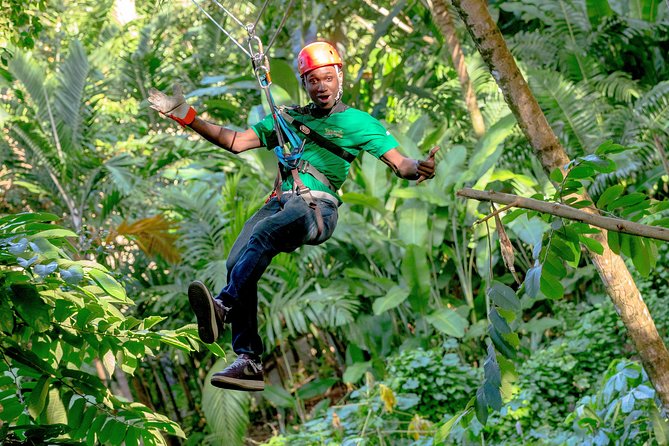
top-left (457, 188), bottom-right (669, 242)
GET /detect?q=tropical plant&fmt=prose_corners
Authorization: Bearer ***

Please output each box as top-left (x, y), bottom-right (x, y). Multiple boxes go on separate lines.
top-left (0, 212), bottom-right (204, 444)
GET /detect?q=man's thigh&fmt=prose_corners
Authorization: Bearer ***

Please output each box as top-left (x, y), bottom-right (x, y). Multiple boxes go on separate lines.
top-left (227, 199), bottom-right (281, 270)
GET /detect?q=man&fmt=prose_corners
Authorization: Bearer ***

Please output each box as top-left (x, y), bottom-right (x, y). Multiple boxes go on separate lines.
top-left (148, 41), bottom-right (437, 391)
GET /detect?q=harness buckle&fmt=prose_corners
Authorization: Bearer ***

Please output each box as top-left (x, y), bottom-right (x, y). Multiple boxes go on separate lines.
top-left (295, 185), bottom-right (311, 196)
top-left (299, 160), bottom-right (310, 174)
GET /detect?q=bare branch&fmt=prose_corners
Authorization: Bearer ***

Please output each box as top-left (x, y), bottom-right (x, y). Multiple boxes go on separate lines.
top-left (458, 188), bottom-right (669, 242)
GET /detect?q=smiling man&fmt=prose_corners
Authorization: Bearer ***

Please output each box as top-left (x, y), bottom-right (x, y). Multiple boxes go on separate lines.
top-left (148, 41), bottom-right (437, 392)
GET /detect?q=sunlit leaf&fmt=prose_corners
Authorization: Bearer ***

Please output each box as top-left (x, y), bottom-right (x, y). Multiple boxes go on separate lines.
top-left (426, 308), bottom-right (469, 338)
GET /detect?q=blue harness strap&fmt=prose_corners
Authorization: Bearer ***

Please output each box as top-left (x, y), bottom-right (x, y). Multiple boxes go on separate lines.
top-left (271, 99), bottom-right (304, 170)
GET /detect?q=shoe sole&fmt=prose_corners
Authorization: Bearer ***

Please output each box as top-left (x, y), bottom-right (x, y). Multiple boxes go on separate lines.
top-left (210, 375), bottom-right (265, 391)
top-left (188, 281), bottom-right (218, 344)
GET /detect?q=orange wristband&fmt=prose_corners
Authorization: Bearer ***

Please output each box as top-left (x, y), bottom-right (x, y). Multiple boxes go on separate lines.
top-left (170, 106), bottom-right (197, 127)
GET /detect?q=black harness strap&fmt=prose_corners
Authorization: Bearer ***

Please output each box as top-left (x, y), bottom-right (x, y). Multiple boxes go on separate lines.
top-left (278, 105), bottom-right (357, 164)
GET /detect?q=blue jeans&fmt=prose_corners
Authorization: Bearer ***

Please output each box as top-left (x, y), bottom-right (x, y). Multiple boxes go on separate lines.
top-left (216, 194), bottom-right (339, 358)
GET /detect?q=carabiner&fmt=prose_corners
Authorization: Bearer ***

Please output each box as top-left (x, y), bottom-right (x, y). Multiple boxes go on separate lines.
top-left (255, 64), bottom-right (272, 88)
top-left (247, 35), bottom-right (265, 63)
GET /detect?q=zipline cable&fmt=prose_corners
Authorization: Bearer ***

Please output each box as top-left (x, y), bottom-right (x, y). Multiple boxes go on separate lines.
top-left (250, 0), bottom-right (272, 35)
top-left (265, 0), bottom-right (295, 52)
top-left (189, 0), bottom-right (251, 57)
top-left (209, 0), bottom-right (247, 30)
top-left (189, 0), bottom-right (304, 164)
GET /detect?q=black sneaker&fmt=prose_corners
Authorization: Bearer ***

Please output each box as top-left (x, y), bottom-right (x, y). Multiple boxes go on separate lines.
top-left (210, 354), bottom-right (264, 391)
top-left (188, 280), bottom-right (231, 344)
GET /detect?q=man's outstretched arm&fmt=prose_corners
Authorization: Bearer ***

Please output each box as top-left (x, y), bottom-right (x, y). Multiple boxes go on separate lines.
top-left (381, 147), bottom-right (439, 182)
top-left (188, 119), bottom-right (261, 154)
top-left (148, 84), bottom-right (262, 153)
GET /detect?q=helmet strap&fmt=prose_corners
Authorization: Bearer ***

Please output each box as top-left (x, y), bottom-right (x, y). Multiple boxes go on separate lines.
top-left (334, 65), bottom-right (344, 103)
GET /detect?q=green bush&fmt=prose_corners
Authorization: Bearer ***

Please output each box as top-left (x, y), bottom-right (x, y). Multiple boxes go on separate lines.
top-left (386, 340), bottom-right (480, 422)
top-left (260, 342), bottom-right (478, 445)
top-left (561, 359), bottom-right (667, 446)
top-left (0, 213), bottom-right (201, 445)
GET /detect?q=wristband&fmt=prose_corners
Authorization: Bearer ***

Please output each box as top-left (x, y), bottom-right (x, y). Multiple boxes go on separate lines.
top-left (169, 106), bottom-right (197, 127)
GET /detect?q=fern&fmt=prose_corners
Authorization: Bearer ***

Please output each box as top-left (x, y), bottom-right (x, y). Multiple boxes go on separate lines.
top-left (202, 358), bottom-right (251, 446)
top-left (591, 71), bottom-right (642, 103)
top-left (528, 68), bottom-right (611, 154)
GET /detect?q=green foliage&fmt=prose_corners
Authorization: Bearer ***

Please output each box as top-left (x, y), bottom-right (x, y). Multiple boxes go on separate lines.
top-left (0, 212), bottom-right (198, 444)
top-left (386, 342), bottom-right (480, 421)
top-left (0, 1), bottom-right (45, 65)
top-left (201, 358), bottom-right (251, 446)
top-left (2, 0), bottom-right (669, 443)
top-left (564, 359), bottom-right (667, 446)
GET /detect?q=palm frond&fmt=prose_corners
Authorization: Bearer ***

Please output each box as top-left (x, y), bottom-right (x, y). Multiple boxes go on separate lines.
top-left (507, 31), bottom-right (560, 70)
top-left (260, 278), bottom-right (360, 347)
top-left (588, 84), bottom-right (669, 194)
top-left (9, 124), bottom-right (61, 189)
top-left (528, 68), bottom-right (610, 155)
top-left (164, 181), bottom-right (229, 274)
top-left (107, 214), bottom-right (181, 264)
top-left (7, 50), bottom-right (52, 126)
top-left (54, 40), bottom-right (90, 153)
top-left (633, 80), bottom-right (669, 134)
top-left (202, 357), bottom-right (251, 446)
top-left (104, 153), bottom-right (140, 196)
top-left (590, 71), bottom-right (642, 103)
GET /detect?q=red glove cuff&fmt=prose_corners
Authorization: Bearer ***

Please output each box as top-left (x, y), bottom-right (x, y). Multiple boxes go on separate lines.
top-left (169, 106), bottom-right (197, 127)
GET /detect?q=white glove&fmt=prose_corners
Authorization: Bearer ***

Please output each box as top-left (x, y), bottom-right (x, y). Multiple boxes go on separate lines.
top-left (147, 84), bottom-right (197, 126)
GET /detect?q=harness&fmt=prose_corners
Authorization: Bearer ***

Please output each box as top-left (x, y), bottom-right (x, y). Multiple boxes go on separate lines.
top-left (269, 103), bottom-right (353, 237)
top-left (189, 0), bottom-right (352, 238)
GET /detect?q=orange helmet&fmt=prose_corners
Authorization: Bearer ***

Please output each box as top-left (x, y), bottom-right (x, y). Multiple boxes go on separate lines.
top-left (297, 42), bottom-right (343, 77)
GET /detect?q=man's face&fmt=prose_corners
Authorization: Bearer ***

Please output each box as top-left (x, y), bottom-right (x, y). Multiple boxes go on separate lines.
top-left (304, 65), bottom-right (341, 109)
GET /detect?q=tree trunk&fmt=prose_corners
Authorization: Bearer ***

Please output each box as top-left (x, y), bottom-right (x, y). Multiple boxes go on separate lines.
top-left (449, 0), bottom-right (669, 410)
top-left (431, 0), bottom-right (486, 138)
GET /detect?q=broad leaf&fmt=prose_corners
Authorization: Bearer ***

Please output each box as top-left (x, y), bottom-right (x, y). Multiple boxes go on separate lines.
top-left (487, 281), bottom-right (520, 313)
top-left (398, 200), bottom-right (429, 246)
top-left (372, 286), bottom-right (409, 315)
top-left (296, 378), bottom-right (337, 400)
top-left (426, 308), bottom-right (469, 338)
top-left (540, 271), bottom-right (564, 299)
top-left (263, 385), bottom-right (295, 409)
top-left (343, 361), bottom-right (372, 384)
top-left (525, 264), bottom-right (542, 299)
top-left (509, 214), bottom-right (550, 249)
top-left (596, 184), bottom-right (624, 209)
top-left (401, 244), bottom-right (431, 314)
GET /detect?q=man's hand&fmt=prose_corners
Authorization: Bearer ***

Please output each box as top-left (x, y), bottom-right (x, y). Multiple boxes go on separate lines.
top-left (416, 146), bottom-right (440, 184)
top-left (147, 84), bottom-right (197, 126)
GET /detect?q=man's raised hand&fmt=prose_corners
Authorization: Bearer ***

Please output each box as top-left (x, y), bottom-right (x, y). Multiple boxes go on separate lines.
top-left (416, 146), bottom-right (440, 184)
top-left (147, 84), bottom-right (197, 127)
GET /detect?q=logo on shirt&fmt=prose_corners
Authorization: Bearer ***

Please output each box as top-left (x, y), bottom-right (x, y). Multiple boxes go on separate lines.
top-left (324, 128), bottom-right (344, 139)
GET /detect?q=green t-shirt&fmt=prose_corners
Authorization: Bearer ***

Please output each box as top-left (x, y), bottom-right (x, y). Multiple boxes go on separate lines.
top-left (251, 104), bottom-right (399, 200)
